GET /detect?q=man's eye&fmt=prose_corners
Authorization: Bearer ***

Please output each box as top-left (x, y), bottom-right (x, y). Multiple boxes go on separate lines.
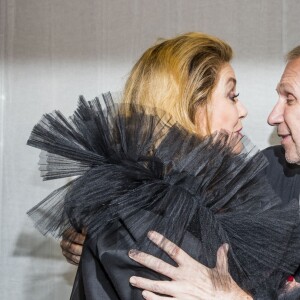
top-left (286, 94), bottom-right (296, 104)
top-left (287, 98), bottom-right (295, 105)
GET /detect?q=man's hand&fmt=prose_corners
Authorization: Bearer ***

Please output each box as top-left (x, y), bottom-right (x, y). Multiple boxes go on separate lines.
top-left (60, 228), bottom-right (86, 265)
top-left (128, 231), bottom-right (252, 300)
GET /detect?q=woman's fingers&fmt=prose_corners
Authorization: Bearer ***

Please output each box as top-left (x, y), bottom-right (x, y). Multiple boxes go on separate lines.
top-left (147, 231), bottom-right (191, 266)
top-left (129, 249), bottom-right (177, 279)
top-left (130, 276), bottom-right (176, 297)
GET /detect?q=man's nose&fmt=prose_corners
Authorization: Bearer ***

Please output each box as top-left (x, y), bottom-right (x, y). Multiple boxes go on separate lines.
top-left (267, 101), bottom-right (284, 126)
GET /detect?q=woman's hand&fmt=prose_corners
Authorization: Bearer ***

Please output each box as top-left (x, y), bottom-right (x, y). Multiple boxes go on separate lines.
top-left (129, 231), bottom-right (252, 300)
top-left (60, 228), bottom-right (86, 265)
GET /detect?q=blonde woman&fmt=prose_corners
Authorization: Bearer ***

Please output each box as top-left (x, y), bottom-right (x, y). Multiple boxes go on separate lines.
top-left (28, 33), bottom-right (300, 300)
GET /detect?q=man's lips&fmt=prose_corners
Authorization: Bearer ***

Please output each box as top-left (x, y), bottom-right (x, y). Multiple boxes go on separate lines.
top-left (278, 132), bottom-right (291, 138)
top-left (278, 133), bottom-right (292, 144)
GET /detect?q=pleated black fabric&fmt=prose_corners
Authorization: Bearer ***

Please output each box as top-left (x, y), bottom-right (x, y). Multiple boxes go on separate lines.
top-left (27, 93), bottom-right (300, 299)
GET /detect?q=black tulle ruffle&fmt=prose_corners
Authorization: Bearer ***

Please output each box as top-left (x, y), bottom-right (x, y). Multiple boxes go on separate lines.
top-left (27, 93), bottom-right (300, 298)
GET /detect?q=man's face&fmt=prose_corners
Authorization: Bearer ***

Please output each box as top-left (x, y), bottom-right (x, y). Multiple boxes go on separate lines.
top-left (268, 57), bottom-right (300, 164)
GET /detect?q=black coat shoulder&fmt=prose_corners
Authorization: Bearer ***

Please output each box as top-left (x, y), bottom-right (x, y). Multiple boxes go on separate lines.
top-left (263, 145), bottom-right (300, 203)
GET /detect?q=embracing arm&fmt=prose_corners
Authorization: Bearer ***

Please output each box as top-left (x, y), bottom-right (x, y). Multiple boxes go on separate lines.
top-left (129, 231), bottom-right (252, 300)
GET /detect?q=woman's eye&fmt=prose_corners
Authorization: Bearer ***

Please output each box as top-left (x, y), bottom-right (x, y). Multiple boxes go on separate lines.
top-left (229, 93), bottom-right (239, 102)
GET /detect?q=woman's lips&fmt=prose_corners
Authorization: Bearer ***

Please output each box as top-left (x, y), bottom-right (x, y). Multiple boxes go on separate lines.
top-left (235, 128), bottom-right (243, 137)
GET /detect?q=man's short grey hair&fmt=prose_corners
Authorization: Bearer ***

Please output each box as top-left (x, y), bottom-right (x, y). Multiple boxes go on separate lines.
top-left (286, 45), bottom-right (300, 62)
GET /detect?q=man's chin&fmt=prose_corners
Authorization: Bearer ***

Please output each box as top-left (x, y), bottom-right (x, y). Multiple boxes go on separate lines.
top-left (284, 147), bottom-right (300, 165)
top-left (285, 157), bottom-right (300, 165)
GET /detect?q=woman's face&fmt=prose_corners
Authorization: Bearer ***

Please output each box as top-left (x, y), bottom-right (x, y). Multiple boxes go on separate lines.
top-left (195, 63), bottom-right (247, 136)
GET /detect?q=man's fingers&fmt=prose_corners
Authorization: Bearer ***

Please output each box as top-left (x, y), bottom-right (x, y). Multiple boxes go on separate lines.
top-left (130, 276), bottom-right (176, 297)
top-left (128, 250), bottom-right (177, 279)
top-left (60, 240), bottom-right (83, 256)
top-left (60, 229), bottom-right (84, 265)
top-left (62, 228), bottom-right (86, 245)
top-left (215, 243), bottom-right (229, 273)
top-left (211, 243), bottom-right (232, 290)
top-left (66, 258), bottom-right (79, 266)
top-left (142, 290), bottom-right (175, 300)
top-left (62, 250), bottom-right (81, 265)
top-left (147, 231), bottom-right (190, 266)
top-left (72, 233), bottom-right (86, 245)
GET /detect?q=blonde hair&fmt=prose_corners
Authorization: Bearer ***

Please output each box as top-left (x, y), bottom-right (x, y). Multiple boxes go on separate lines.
top-left (122, 32), bottom-right (233, 135)
top-left (286, 45), bottom-right (300, 62)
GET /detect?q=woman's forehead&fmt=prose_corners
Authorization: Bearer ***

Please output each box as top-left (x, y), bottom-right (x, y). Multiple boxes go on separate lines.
top-left (217, 64), bottom-right (236, 86)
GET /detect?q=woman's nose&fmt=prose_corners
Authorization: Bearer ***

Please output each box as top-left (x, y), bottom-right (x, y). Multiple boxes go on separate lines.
top-left (237, 100), bottom-right (248, 119)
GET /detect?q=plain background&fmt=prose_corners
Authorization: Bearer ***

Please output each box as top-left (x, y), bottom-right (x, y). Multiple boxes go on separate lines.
top-left (1, 1), bottom-right (300, 299)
